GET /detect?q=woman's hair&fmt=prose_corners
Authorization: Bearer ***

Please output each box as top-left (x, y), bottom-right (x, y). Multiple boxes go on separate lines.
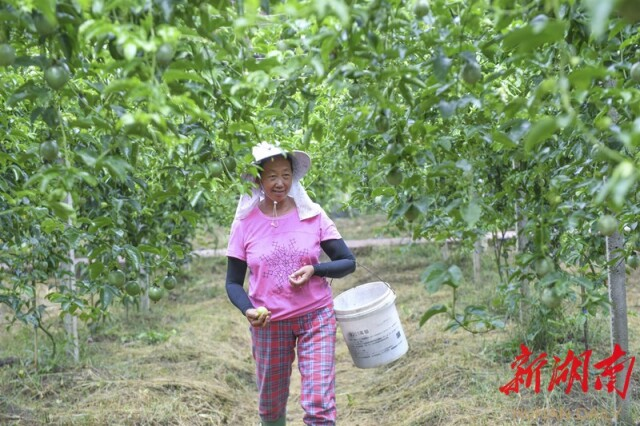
top-left (258, 154), bottom-right (294, 174)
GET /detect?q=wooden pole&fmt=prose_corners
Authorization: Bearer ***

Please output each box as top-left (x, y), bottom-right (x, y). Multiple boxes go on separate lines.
top-left (605, 230), bottom-right (632, 425)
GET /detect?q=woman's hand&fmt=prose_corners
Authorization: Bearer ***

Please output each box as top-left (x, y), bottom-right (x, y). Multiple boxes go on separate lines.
top-left (246, 307), bottom-right (271, 327)
top-left (289, 265), bottom-right (314, 287)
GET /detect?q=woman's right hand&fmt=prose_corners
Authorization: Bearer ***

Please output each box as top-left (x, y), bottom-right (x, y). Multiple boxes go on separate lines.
top-left (246, 307), bottom-right (271, 327)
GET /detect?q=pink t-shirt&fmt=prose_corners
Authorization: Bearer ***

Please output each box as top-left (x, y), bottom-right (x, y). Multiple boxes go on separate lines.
top-left (226, 205), bottom-right (342, 321)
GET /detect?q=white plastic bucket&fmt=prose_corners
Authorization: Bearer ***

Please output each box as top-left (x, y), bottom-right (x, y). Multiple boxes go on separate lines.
top-left (333, 281), bottom-right (408, 369)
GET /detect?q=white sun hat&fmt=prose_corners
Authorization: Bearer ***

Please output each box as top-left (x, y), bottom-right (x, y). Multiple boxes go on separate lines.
top-left (233, 142), bottom-right (321, 221)
top-left (251, 141), bottom-right (311, 181)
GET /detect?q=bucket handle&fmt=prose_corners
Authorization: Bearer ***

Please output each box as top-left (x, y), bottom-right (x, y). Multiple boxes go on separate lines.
top-left (356, 262), bottom-right (395, 295)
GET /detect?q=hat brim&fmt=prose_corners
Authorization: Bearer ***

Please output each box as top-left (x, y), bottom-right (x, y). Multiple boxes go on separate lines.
top-left (290, 150), bottom-right (311, 180)
top-left (255, 150), bottom-right (311, 181)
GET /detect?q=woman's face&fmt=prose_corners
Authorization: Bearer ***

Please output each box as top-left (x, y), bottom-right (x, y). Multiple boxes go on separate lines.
top-left (260, 156), bottom-right (293, 204)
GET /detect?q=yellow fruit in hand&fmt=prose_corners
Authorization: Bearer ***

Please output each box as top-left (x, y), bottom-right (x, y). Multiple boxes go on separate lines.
top-left (256, 307), bottom-right (268, 318)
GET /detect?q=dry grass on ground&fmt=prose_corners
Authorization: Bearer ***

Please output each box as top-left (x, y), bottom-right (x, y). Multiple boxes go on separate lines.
top-left (1, 233), bottom-right (639, 425)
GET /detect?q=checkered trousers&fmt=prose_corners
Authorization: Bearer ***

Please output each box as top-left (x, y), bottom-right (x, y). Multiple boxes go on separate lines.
top-left (251, 305), bottom-right (337, 425)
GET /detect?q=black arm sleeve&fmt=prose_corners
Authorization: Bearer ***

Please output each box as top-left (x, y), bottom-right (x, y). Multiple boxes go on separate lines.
top-left (225, 256), bottom-right (253, 315)
top-left (313, 239), bottom-right (356, 278)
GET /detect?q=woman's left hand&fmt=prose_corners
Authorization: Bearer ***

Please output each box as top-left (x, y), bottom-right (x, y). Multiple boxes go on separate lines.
top-left (289, 265), bottom-right (314, 287)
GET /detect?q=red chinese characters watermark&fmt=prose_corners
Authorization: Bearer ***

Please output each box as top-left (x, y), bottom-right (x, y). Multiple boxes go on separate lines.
top-left (499, 344), bottom-right (548, 394)
top-left (500, 344), bottom-right (635, 398)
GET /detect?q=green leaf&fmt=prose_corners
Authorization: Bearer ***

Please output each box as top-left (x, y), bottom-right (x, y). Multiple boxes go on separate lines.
top-left (89, 261), bottom-right (104, 280)
top-left (180, 211), bottom-right (199, 227)
top-left (447, 265), bottom-right (463, 288)
top-left (584, 0), bottom-right (615, 39)
top-left (101, 285), bottom-right (115, 310)
top-left (88, 217), bottom-right (113, 233)
top-left (444, 319), bottom-right (461, 332)
top-left (596, 161), bottom-right (637, 207)
top-left (189, 189), bottom-right (204, 207)
top-left (48, 201), bottom-right (75, 220)
top-left (419, 304), bottom-right (447, 327)
top-left (33, 0), bottom-right (57, 27)
top-left (372, 187), bottom-right (395, 197)
top-left (123, 246), bottom-right (141, 271)
top-left (76, 150), bottom-right (97, 168)
top-left (326, 0), bottom-right (350, 25)
top-left (438, 100), bottom-right (456, 119)
top-left (7, 81), bottom-right (49, 107)
top-left (138, 244), bottom-right (162, 255)
top-left (502, 20), bottom-right (567, 53)
top-left (103, 78), bottom-right (144, 96)
top-left (78, 19), bottom-right (114, 41)
top-left (398, 82), bottom-right (413, 106)
top-left (162, 69), bottom-right (207, 84)
top-left (524, 117), bottom-right (557, 152)
top-left (490, 318), bottom-right (505, 329)
top-left (462, 200), bottom-right (482, 228)
top-left (433, 53), bottom-right (452, 81)
top-left (491, 130), bottom-right (517, 150)
top-left (569, 66), bottom-right (608, 91)
top-left (420, 262), bottom-right (448, 293)
top-left (41, 218), bottom-right (64, 233)
top-left (464, 305), bottom-right (487, 317)
top-left (97, 157), bottom-right (132, 182)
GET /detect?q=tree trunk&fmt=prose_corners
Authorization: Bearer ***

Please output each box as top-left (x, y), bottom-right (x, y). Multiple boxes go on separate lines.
top-left (140, 267), bottom-right (150, 312)
top-left (473, 238), bottom-right (482, 283)
top-left (515, 200), bottom-right (528, 323)
top-left (63, 194), bottom-right (80, 363)
top-left (441, 240), bottom-right (450, 261)
top-left (605, 230), bottom-right (632, 425)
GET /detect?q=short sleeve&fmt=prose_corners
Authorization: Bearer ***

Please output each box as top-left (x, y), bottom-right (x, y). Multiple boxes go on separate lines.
top-left (319, 210), bottom-right (342, 242)
top-left (226, 219), bottom-right (247, 260)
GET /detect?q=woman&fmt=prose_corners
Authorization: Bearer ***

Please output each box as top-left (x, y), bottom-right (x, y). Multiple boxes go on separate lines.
top-left (225, 142), bottom-right (356, 426)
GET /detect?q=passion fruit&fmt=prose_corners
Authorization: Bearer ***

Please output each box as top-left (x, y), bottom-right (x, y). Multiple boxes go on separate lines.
top-left (627, 254), bottom-right (640, 269)
top-left (385, 168), bottom-right (403, 186)
top-left (413, 0), bottom-right (430, 19)
top-left (156, 43), bottom-right (175, 67)
top-left (44, 64), bottom-right (70, 90)
top-left (33, 12), bottom-right (57, 37)
top-left (222, 156), bottom-right (237, 173)
top-left (404, 204), bottom-right (420, 222)
top-left (597, 215), bottom-right (617, 237)
top-left (0, 44), bottom-right (16, 66)
top-left (461, 61), bottom-right (482, 85)
top-left (541, 287), bottom-right (561, 309)
top-left (40, 140), bottom-right (59, 162)
top-left (108, 39), bottom-right (124, 60)
top-left (534, 257), bottom-right (554, 277)
top-left (148, 286), bottom-right (165, 302)
top-left (108, 270), bottom-right (126, 289)
top-left (163, 275), bottom-right (177, 290)
top-left (210, 161), bottom-right (224, 178)
top-left (125, 281), bottom-right (141, 296)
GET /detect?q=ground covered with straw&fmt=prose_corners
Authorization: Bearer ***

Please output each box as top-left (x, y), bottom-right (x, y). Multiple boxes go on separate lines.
top-left (1, 217), bottom-right (639, 425)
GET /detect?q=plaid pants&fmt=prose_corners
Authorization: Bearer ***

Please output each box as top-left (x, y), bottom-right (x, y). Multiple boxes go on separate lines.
top-left (251, 305), bottom-right (337, 425)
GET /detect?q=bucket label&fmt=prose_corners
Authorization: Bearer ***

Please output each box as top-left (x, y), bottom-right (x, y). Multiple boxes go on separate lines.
top-left (345, 319), bottom-right (405, 359)
top-left (347, 330), bottom-right (370, 338)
